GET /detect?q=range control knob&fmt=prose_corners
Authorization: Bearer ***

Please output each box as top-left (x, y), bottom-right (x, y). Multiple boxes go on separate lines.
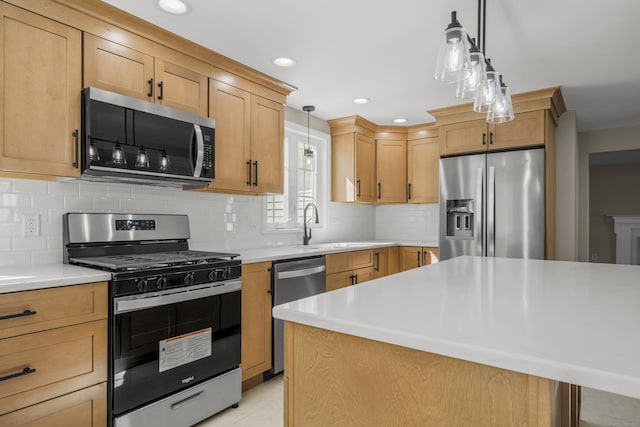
top-left (218, 268), bottom-right (228, 280)
top-left (183, 273), bottom-right (194, 286)
top-left (226, 267), bottom-right (234, 278)
top-left (136, 279), bottom-right (148, 292)
top-left (156, 277), bottom-right (167, 289)
top-left (208, 270), bottom-right (216, 282)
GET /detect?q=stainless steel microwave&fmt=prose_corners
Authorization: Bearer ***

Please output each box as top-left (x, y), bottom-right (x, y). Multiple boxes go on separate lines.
top-left (81, 87), bottom-right (214, 187)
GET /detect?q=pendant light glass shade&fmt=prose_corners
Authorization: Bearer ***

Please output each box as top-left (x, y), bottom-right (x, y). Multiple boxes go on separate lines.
top-left (487, 76), bottom-right (514, 123)
top-left (112, 142), bottom-right (126, 166)
top-left (434, 11), bottom-right (471, 83)
top-left (135, 145), bottom-right (150, 169)
top-left (159, 150), bottom-right (170, 172)
top-left (473, 59), bottom-right (499, 113)
top-left (456, 37), bottom-right (486, 99)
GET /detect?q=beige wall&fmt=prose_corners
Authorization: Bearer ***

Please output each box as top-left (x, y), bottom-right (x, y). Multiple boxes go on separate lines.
top-left (578, 124), bottom-right (640, 261)
top-left (589, 163), bottom-right (640, 263)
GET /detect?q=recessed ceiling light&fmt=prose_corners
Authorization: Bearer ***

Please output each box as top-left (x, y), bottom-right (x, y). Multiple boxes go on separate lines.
top-left (272, 57), bottom-right (297, 67)
top-left (157, 0), bottom-right (191, 15)
top-left (353, 97), bottom-right (371, 105)
top-left (393, 118), bottom-right (408, 124)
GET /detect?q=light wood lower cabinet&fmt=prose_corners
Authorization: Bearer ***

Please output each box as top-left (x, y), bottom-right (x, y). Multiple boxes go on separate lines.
top-left (0, 282), bottom-right (107, 425)
top-left (0, 2), bottom-right (81, 178)
top-left (398, 246), bottom-right (439, 271)
top-left (326, 250), bottom-right (375, 291)
top-left (241, 262), bottom-right (272, 381)
top-left (372, 247), bottom-right (399, 279)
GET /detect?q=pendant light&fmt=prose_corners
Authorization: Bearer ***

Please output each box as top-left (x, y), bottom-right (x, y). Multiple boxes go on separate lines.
top-left (434, 11), bottom-right (471, 83)
top-left (302, 105), bottom-right (315, 171)
top-left (135, 145), bottom-right (150, 169)
top-left (435, 0), bottom-right (514, 122)
top-left (112, 141), bottom-right (126, 166)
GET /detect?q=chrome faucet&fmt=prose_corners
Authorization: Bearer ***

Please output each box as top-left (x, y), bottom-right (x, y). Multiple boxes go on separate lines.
top-left (303, 202), bottom-right (319, 245)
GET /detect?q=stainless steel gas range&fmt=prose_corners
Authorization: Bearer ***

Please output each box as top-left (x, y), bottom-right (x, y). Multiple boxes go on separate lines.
top-left (63, 213), bottom-right (242, 427)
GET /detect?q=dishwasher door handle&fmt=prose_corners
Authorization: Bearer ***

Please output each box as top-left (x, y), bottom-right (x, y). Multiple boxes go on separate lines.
top-left (276, 265), bottom-right (326, 280)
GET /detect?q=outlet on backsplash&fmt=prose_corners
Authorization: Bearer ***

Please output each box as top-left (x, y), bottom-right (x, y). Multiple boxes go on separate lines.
top-left (23, 214), bottom-right (40, 237)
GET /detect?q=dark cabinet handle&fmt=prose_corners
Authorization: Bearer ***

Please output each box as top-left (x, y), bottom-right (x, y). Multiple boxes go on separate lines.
top-left (408, 183), bottom-right (412, 200)
top-left (356, 179), bottom-right (361, 197)
top-left (246, 160), bottom-right (252, 186)
top-left (157, 81), bottom-right (164, 100)
top-left (0, 309), bottom-right (37, 321)
top-left (423, 250), bottom-right (427, 266)
top-left (417, 250), bottom-right (421, 267)
top-left (489, 132), bottom-right (494, 144)
top-left (147, 78), bottom-right (154, 97)
top-left (374, 252), bottom-right (380, 272)
top-left (349, 274), bottom-right (355, 286)
top-left (72, 130), bottom-right (79, 168)
top-left (354, 274), bottom-right (358, 285)
top-left (482, 132), bottom-right (486, 145)
top-left (253, 161), bottom-right (258, 186)
top-left (0, 367), bottom-right (36, 382)
top-left (377, 183), bottom-right (381, 199)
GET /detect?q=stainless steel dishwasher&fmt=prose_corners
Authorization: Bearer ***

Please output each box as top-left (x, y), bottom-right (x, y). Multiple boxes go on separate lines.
top-left (271, 256), bottom-right (326, 374)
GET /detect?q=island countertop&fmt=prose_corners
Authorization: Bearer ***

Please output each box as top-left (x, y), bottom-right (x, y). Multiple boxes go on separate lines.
top-left (273, 256), bottom-right (640, 399)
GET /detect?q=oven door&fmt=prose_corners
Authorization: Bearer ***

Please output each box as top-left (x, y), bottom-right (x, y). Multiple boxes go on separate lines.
top-left (112, 280), bottom-right (241, 417)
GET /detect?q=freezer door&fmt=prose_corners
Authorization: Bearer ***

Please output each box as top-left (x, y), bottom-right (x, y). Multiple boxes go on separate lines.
top-left (486, 148), bottom-right (545, 259)
top-left (439, 153), bottom-right (486, 261)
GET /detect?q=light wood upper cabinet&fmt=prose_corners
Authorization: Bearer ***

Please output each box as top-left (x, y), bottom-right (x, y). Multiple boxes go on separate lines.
top-left (329, 116), bottom-right (377, 204)
top-left (0, 3), bottom-right (81, 178)
top-left (241, 262), bottom-right (273, 381)
top-left (251, 95), bottom-right (284, 194)
top-left (439, 110), bottom-right (546, 156)
top-left (205, 77), bottom-right (284, 195)
top-left (407, 129), bottom-right (439, 204)
top-left (84, 33), bottom-right (208, 116)
top-left (376, 139), bottom-right (407, 204)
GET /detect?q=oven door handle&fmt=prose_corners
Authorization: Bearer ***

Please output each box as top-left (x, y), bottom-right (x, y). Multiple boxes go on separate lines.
top-left (114, 280), bottom-right (241, 314)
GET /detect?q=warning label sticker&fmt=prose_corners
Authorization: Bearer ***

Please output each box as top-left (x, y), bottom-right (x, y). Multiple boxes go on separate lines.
top-left (159, 328), bottom-right (212, 373)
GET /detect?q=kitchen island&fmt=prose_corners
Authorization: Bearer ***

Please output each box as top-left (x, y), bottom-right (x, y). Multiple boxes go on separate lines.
top-left (273, 256), bottom-right (640, 426)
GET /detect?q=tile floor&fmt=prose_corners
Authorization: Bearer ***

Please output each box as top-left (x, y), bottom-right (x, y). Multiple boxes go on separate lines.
top-left (195, 375), bottom-right (283, 427)
top-left (194, 376), bottom-right (640, 427)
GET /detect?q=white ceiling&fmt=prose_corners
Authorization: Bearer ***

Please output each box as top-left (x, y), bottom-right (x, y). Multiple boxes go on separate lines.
top-left (101, 0), bottom-right (640, 132)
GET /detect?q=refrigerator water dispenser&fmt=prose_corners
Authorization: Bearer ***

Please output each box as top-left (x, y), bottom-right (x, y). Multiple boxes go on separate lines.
top-left (446, 199), bottom-right (474, 238)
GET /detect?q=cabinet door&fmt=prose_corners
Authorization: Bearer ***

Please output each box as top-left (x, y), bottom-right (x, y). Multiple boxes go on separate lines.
top-left (355, 133), bottom-right (376, 203)
top-left (0, 382), bottom-right (106, 427)
top-left (0, 4), bottom-right (81, 177)
top-left (251, 95), bottom-right (284, 194)
top-left (376, 139), bottom-right (406, 204)
top-left (353, 267), bottom-right (374, 285)
top-left (331, 133), bottom-right (356, 202)
top-left (373, 248), bottom-right (388, 279)
top-left (326, 252), bottom-right (350, 275)
top-left (241, 262), bottom-right (272, 381)
top-left (207, 80), bottom-right (252, 192)
top-left (84, 34), bottom-right (154, 102)
top-left (326, 271), bottom-right (353, 292)
top-left (440, 120), bottom-right (487, 156)
top-left (489, 110), bottom-right (545, 151)
top-left (424, 247), bottom-right (439, 265)
top-left (398, 246), bottom-right (422, 271)
top-left (350, 250), bottom-right (373, 270)
top-left (408, 137), bottom-right (439, 204)
top-left (154, 59), bottom-right (208, 116)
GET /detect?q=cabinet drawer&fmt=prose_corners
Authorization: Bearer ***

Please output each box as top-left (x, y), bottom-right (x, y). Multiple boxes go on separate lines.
top-left (326, 250), bottom-right (374, 275)
top-left (0, 382), bottom-right (106, 427)
top-left (326, 271), bottom-right (353, 292)
top-left (0, 319), bottom-right (107, 415)
top-left (352, 267), bottom-right (374, 285)
top-left (350, 250), bottom-right (373, 270)
top-left (0, 282), bottom-right (107, 340)
top-left (326, 253), bottom-right (350, 275)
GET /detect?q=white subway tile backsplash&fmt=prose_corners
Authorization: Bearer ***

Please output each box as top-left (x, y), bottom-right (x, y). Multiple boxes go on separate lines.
top-left (32, 194), bottom-right (64, 210)
top-left (64, 196), bottom-right (94, 210)
top-left (0, 181), bottom-right (11, 193)
top-left (0, 222), bottom-right (21, 237)
top-left (120, 199), bottom-right (144, 211)
top-left (131, 186), bottom-right (159, 200)
top-left (93, 197), bottom-right (121, 211)
top-left (12, 236), bottom-right (47, 251)
top-left (13, 179), bottom-right (48, 194)
top-left (79, 182), bottom-right (108, 198)
top-left (31, 249), bottom-right (62, 265)
top-left (0, 237), bottom-right (10, 251)
top-left (0, 208), bottom-right (11, 222)
top-left (0, 193), bottom-right (30, 208)
top-left (106, 184), bottom-right (132, 199)
top-left (0, 252), bottom-right (30, 266)
top-left (48, 181), bottom-right (79, 196)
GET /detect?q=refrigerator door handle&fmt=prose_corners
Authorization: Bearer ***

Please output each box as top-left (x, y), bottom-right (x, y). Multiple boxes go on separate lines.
top-left (487, 166), bottom-right (496, 257)
top-left (476, 167), bottom-right (484, 256)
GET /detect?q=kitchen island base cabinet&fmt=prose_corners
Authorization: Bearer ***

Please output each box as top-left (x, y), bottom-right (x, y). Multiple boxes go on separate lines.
top-left (284, 322), bottom-right (562, 427)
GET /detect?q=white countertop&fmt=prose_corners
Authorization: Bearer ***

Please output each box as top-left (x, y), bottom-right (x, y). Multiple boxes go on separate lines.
top-left (273, 256), bottom-right (640, 399)
top-left (0, 264), bottom-right (111, 294)
top-left (238, 240), bottom-right (438, 264)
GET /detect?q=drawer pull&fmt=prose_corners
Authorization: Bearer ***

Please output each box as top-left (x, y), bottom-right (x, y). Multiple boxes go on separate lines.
top-left (0, 309), bottom-right (37, 321)
top-left (0, 367), bottom-right (36, 382)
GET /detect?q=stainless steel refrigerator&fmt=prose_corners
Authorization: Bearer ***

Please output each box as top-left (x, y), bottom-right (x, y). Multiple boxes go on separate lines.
top-left (438, 148), bottom-right (545, 261)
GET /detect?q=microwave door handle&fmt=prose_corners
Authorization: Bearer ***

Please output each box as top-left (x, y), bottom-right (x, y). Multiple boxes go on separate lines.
top-left (192, 124), bottom-right (204, 177)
